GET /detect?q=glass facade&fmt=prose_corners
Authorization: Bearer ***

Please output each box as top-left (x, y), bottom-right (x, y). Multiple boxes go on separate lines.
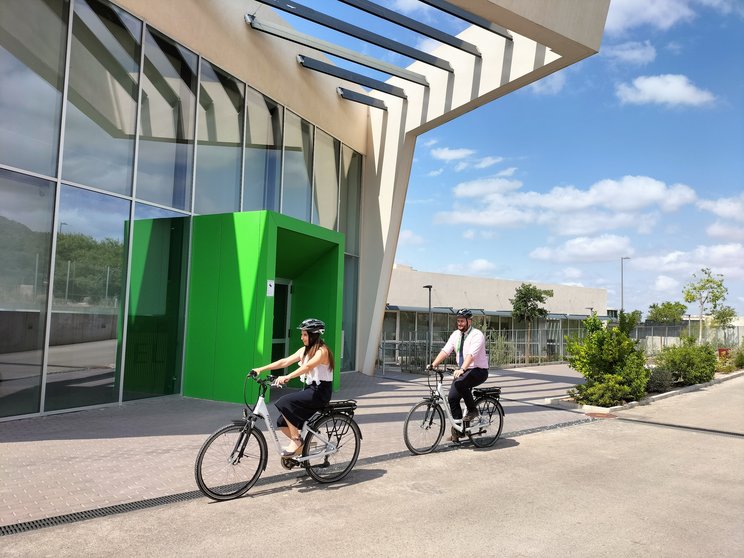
top-left (0, 0), bottom-right (363, 419)
top-left (243, 88), bottom-right (282, 212)
top-left (282, 111), bottom-right (313, 221)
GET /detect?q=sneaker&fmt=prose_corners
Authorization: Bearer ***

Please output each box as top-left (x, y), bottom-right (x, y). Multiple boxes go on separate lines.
top-left (463, 409), bottom-right (480, 422)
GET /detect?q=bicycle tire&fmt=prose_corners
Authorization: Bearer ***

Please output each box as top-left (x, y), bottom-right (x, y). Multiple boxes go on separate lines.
top-left (303, 413), bottom-right (361, 483)
top-left (403, 400), bottom-right (445, 455)
top-left (194, 423), bottom-right (267, 501)
top-left (469, 396), bottom-right (504, 448)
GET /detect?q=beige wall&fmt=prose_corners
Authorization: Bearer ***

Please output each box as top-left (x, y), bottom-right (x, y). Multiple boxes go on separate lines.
top-left (388, 265), bottom-right (607, 317)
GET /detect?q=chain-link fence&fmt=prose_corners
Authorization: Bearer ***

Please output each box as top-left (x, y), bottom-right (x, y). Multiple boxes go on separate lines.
top-left (378, 324), bottom-right (744, 374)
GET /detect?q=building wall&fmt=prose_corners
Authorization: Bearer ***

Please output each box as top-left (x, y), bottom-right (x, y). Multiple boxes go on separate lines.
top-left (388, 265), bottom-right (607, 317)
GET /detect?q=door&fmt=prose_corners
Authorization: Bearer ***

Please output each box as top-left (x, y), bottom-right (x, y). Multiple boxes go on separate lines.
top-left (271, 279), bottom-right (291, 374)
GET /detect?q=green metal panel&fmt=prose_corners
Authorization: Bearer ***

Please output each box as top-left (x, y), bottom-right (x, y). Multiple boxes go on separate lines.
top-left (183, 211), bottom-right (344, 404)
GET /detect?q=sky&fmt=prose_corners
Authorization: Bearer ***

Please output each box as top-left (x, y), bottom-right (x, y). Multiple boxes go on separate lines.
top-left (276, 0), bottom-right (744, 317)
top-left (387, 0), bottom-right (744, 317)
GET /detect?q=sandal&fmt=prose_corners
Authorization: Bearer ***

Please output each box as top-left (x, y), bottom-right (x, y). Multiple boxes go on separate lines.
top-left (281, 436), bottom-right (304, 457)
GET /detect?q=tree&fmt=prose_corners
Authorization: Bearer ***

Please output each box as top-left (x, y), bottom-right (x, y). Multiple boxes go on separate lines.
top-left (683, 268), bottom-right (728, 343)
top-left (712, 305), bottom-right (736, 329)
top-left (646, 301), bottom-right (687, 324)
top-left (510, 283), bottom-right (553, 361)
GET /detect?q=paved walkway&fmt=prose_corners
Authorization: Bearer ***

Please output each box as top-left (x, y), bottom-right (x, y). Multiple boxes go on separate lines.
top-left (0, 364), bottom-right (587, 527)
top-left (3, 371), bottom-right (743, 556)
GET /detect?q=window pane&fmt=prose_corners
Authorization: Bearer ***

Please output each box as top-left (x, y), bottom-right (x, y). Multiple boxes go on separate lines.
top-left (194, 59), bottom-right (243, 214)
top-left (62, 0), bottom-right (141, 194)
top-left (0, 0), bottom-right (68, 176)
top-left (243, 88), bottom-right (282, 212)
top-left (136, 27), bottom-right (197, 210)
top-left (0, 169), bottom-right (55, 417)
top-left (339, 145), bottom-right (362, 255)
top-left (312, 129), bottom-right (339, 230)
top-left (45, 185), bottom-right (129, 411)
top-left (123, 203), bottom-right (188, 400)
top-left (282, 111), bottom-right (313, 221)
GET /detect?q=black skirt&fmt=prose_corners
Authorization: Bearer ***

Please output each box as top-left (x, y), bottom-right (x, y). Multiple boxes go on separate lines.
top-left (275, 381), bottom-right (332, 429)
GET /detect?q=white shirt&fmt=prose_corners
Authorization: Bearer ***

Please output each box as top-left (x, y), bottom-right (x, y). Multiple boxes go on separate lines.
top-left (441, 327), bottom-right (489, 369)
top-left (299, 355), bottom-right (334, 385)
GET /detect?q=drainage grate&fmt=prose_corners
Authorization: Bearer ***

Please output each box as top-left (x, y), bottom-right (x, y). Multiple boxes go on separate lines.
top-left (0, 489), bottom-right (204, 537)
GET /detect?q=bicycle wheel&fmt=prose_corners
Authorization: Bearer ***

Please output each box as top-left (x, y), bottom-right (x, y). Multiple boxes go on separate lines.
top-left (403, 400), bottom-right (445, 455)
top-left (194, 423), bottom-right (267, 501)
top-left (469, 396), bottom-right (504, 448)
top-left (303, 413), bottom-right (361, 483)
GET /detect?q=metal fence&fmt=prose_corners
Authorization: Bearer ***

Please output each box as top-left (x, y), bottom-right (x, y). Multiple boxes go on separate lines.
top-left (379, 324), bottom-right (744, 374)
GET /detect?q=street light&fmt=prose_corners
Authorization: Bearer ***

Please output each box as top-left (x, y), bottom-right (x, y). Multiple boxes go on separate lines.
top-left (423, 285), bottom-right (432, 364)
top-left (620, 256), bottom-right (631, 313)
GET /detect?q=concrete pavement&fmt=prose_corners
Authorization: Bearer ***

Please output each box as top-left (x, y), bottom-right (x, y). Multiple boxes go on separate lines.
top-left (2, 366), bottom-right (743, 556)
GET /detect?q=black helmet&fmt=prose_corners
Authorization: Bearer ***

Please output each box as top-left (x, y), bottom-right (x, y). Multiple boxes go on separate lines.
top-left (455, 308), bottom-right (473, 318)
top-left (297, 318), bottom-right (325, 333)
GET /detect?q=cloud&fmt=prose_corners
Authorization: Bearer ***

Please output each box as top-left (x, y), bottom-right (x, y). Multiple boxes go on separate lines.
top-left (606, 0), bottom-right (744, 35)
top-left (437, 175), bottom-right (695, 236)
top-left (497, 167), bottom-right (517, 177)
top-left (603, 41), bottom-right (656, 65)
top-left (529, 71), bottom-right (567, 95)
top-left (474, 156), bottom-right (503, 169)
top-left (654, 275), bottom-right (680, 291)
top-left (470, 259), bottom-right (496, 273)
top-left (616, 74), bottom-right (716, 107)
top-left (431, 147), bottom-right (475, 161)
top-left (698, 192), bottom-right (744, 221)
top-left (423, 138), bottom-right (438, 147)
top-left (529, 235), bottom-right (635, 263)
top-left (605, 0), bottom-right (696, 34)
top-left (454, 161), bottom-right (469, 172)
top-left (707, 221), bottom-right (744, 241)
top-left (453, 177), bottom-right (523, 198)
top-left (562, 267), bottom-right (584, 280)
top-left (434, 206), bottom-right (534, 228)
top-left (427, 168), bottom-right (444, 177)
top-left (633, 243), bottom-right (744, 279)
top-left (398, 229), bottom-right (425, 245)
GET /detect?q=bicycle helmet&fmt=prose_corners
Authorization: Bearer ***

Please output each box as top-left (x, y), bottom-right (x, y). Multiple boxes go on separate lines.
top-left (297, 318), bottom-right (325, 333)
top-left (455, 308), bottom-right (473, 318)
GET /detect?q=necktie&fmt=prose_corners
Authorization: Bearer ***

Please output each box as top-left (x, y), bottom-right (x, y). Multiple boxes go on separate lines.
top-left (458, 331), bottom-right (465, 368)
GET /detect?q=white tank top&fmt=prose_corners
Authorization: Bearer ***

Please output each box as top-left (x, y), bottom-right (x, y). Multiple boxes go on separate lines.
top-left (299, 355), bottom-right (334, 385)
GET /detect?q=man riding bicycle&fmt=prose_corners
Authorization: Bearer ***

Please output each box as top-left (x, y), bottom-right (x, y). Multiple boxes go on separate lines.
top-left (428, 308), bottom-right (489, 442)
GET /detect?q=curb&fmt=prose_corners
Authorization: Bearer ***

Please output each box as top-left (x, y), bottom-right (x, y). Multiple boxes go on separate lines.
top-left (543, 369), bottom-right (744, 414)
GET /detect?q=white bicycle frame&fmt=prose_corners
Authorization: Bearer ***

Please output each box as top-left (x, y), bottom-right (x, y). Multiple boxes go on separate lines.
top-left (432, 373), bottom-right (489, 436)
top-left (251, 392), bottom-right (339, 463)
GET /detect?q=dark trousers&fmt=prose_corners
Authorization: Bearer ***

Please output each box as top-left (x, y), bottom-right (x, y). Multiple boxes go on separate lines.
top-left (448, 367), bottom-right (488, 419)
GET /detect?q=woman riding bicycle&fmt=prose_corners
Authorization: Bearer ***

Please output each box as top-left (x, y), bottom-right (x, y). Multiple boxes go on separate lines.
top-left (428, 308), bottom-right (489, 442)
top-left (252, 318), bottom-right (334, 457)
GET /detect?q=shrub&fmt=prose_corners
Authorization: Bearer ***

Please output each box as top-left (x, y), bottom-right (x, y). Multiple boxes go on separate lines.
top-left (735, 347), bottom-right (744, 370)
top-left (567, 314), bottom-right (649, 406)
top-left (654, 338), bottom-right (716, 386)
top-left (646, 366), bottom-right (674, 394)
top-left (488, 335), bottom-right (515, 367)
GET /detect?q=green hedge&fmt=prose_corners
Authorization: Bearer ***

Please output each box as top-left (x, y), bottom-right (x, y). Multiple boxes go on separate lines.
top-left (654, 338), bottom-right (716, 386)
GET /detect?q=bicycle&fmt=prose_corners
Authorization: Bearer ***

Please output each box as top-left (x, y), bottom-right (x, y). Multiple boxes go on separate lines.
top-left (194, 371), bottom-right (362, 501)
top-left (403, 367), bottom-right (504, 454)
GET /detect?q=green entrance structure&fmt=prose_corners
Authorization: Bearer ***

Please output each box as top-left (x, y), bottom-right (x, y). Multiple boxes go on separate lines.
top-left (183, 211), bottom-right (344, 404)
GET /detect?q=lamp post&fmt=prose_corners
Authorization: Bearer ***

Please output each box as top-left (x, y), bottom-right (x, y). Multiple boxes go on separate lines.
top-left (620, 256), bottom-right (631, 313)
top-left (423, 285), bottom-right (432, 364)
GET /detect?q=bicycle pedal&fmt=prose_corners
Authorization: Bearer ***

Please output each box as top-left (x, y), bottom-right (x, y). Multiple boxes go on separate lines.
top-left (280, 457), bottom-right (298, 470)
